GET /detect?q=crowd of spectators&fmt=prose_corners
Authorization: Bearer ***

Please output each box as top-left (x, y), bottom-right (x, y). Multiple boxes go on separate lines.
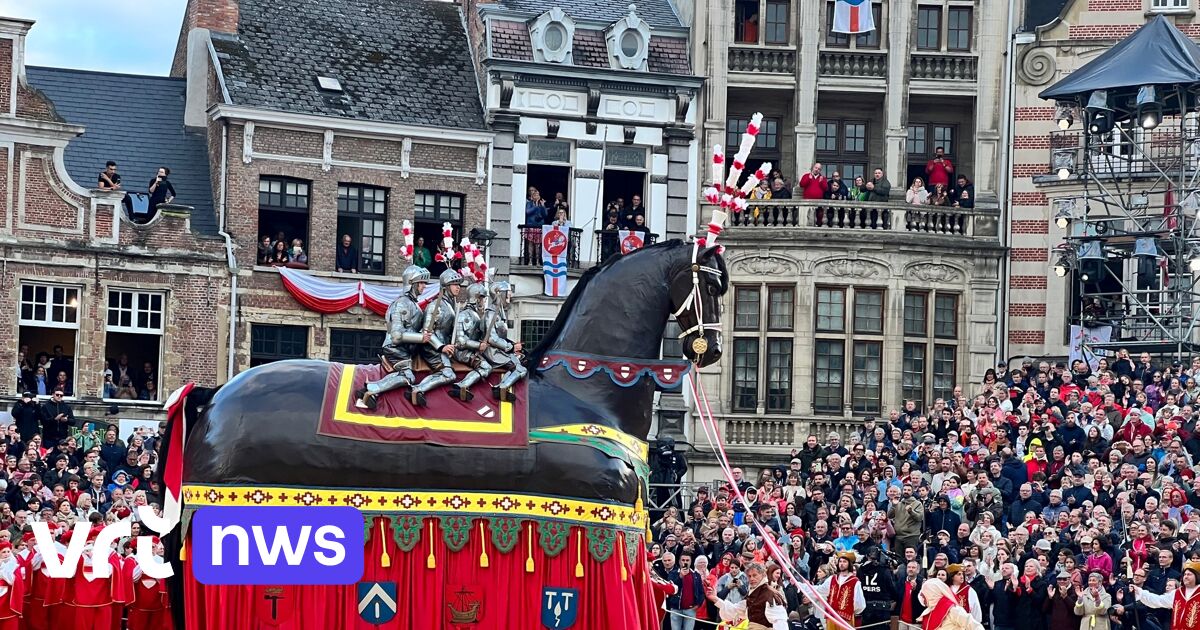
top-left (650, 353), bottom-right (1200, 630)
top-left (16, 346), bottom-right (158, 402)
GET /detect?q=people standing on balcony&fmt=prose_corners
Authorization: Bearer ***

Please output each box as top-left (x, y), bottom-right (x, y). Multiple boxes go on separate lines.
top-left (146, 166), bottom-right (175, 220)
top-left (953, 175), bottom-right (975, 209)
top-left (552, 191), bottom-right (570, 217)
top-left (769, 178), bottom-right (793, 226)
top-left (97, 161), bottom-right (121, 190)
top-left (799, 163), bottom-right (829, 200)
top-left (622, 194), bottom-right (646, 229)
top-left (749, 179), bottom-right (771, 225)
top-left (865, 168), bottom-right (891, 201)
top-left (289, 239), bottom-right (309, 267)
top-left (907, 178), bottom-right (930, 205)
top-left (929, 183), bottom-right (951, 207)
top-left (552, 208), bottom-right (570, 227)
top-left (926, 147), bottom-right (955, 192)
top-left (267, 240), bottom-right (289, 266)
top-left (525, 187), bottom-right (548, 262)
top-left (335, 234), bottom-right (359, 273)
top-left (848, 176), bottom-right (870, 201)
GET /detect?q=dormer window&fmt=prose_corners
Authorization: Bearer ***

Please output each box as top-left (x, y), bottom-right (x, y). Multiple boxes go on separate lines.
top-left (606, 5), bottom-right (651, 71)
top-left (530, 8), bottom-right (576, 64)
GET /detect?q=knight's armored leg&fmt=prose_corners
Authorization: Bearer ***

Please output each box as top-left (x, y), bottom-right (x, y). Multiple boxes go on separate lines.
top-left (412, 351), bottom-right (454, 406)
top-left (358, 354), bottom-right (415, 409)
top-left (492, 359), bottom-right (528, 401)
top-left (450, 359), bottom-right (492, 401)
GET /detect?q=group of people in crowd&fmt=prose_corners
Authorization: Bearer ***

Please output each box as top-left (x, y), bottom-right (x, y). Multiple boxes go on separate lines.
top-left (647, 352), bottom-right (1200, 630)
top-left (16, 348), bottom-right (158, 402)
top-left (98, 161), bottom-right (177, 225)
top-left (3, 390), bottom-right (172, 628)
top-left (257, 231), bottom-right (310, 268)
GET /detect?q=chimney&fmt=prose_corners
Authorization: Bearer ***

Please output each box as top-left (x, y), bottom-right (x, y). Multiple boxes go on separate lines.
top-left (0, 17), bottom-right (34, 117)
top-left (171, 0), bottom-right (238, 78)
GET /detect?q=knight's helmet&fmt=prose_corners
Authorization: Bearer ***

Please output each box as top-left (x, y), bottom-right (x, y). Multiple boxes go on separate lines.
top-left (438, 268), bottom-right (465, 296)
top-left (401, 265), bottom-right (431, 288)
top-left (466, 282), bottom-right (488, 306)
top-left (490, 280), bottom-right (513, 311)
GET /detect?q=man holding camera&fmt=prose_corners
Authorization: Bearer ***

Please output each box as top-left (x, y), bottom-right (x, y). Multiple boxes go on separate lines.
top-left (147, 166), bottom-right (176, 221)
top-left (858, 546), bottom-right (899, 630)
top-left (925, 147), bottom-right (954, 193)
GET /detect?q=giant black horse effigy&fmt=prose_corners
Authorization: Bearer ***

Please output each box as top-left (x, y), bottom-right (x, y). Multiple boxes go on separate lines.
top-left (162, 239), bottom-right (727, 630)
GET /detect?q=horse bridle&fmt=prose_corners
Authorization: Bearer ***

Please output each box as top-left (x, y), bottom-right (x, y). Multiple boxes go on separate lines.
top-left (672, 246), bottom-right (723, 360)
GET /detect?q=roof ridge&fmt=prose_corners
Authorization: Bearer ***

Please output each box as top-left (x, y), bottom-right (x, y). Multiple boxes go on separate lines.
top-left (26, 66), bottom-right (184, 83)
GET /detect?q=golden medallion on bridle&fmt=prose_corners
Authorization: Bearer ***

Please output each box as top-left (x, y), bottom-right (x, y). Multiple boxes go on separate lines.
top-left (692, 338), bottom-right (709, 355)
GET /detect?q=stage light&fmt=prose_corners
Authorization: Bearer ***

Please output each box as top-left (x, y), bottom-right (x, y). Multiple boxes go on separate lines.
top-left (1059, 118), bottom-right (1071, 131)
top-left (1058, 167), bottom-right (1071, 180)
top-left (1190, 256), bottom-right (1200, 272)
top-left (1137, 86), bottom-right (1163, 130)
top-left (1054, 207), bottom-right (1072, 228)
top-left (1087, 91), bottom-right (1115, 135)
top-left (1080, 271), bottom-right (1091, 282)
top-left (1055, 102), bottom-right (1075, 130)
top-left (1054, 261), bottom-right (1069, 277)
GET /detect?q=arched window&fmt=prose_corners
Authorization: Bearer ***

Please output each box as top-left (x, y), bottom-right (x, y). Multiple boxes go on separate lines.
top-left (605, 5), bottom-right (650, 71)
top-left (530, 8), bottom-right (576, 64)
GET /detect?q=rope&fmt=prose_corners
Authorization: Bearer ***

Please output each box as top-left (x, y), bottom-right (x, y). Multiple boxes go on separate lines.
top-left (662, 608), bottom-right (895, 629)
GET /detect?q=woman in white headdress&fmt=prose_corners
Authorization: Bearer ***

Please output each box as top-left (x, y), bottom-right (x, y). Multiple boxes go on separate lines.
top-left (917, 578), bottom-right (984, 630)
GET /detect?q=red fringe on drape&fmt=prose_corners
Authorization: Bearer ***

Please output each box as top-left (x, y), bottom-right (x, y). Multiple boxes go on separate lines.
top-left (182, 516), bottom-right (657, 630)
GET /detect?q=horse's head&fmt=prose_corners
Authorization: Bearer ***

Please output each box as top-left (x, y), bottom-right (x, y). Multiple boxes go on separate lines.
top-left (669, 245), bottom-right (727, 368)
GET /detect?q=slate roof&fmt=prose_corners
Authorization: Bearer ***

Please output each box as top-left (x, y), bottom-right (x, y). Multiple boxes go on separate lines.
top-left (498, 0), bottom-right (682, 29)
top-left (490, 21), bottom-right (691, 75)
top-left (24, 67), bottom-right (217, 236)
top-left (210, 0), bottom-right (485, 130)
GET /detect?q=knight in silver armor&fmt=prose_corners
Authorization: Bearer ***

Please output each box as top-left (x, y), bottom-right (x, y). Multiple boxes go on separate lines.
top-left (483, 281), bottom-right (528, 401)
top-left (357, 265), bottom-right (431, 410)
top-left (447, 282), bottom-right (493, 402)
top-left (410, 268), bottom-right (467, 406)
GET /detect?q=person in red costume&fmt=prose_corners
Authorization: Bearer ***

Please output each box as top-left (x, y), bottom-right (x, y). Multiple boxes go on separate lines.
top-left (0, 542), bottom-right (24, 630)
top-left (65, 526), bottom-right (130, 629)
top-left (814, 553), bottom-right (864, 630)
top-left (127, 537), bottom-right (172, 630)
top-left (945, 565), bottom-right (982, 625)
top-left (1134, 560), bottom-right (1200, 630)
top-left (917, 577), bottom-right (983, 630)
top-left (26, 529), bottom-right (67, 630)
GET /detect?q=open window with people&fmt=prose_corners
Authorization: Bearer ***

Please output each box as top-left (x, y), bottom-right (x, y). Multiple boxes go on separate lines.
top-left (257, 176), bottom-right (311, 269)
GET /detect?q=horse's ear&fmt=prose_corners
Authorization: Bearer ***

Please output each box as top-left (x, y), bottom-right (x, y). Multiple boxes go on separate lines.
top-left (699, 244), bottom-right (722, 261)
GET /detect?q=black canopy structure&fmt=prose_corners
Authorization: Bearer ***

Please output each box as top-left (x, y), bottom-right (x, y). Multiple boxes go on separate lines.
top-left (1040, 15), bottom-right (1200, 106)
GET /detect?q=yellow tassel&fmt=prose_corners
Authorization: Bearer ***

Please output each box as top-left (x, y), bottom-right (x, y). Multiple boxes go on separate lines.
top-left (379, 519), bottom-right (391, 568)
top-left (525, 522), bottom-right (535, 573)
top-left (179, 537), bottom-right (186, 562)
top-left (426, 521), bottom-right (436, 570)
top-left (479, 521), bottom-right (490, 568)
top-left (619, 533), bottom-right (628, 582)
top-left (574, 530), bottom-right (584, 579)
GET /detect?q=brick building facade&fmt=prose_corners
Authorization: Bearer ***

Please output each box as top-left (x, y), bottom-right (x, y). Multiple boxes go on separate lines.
top-left (1008, 0), bottom-right (1198, 359)
top-left (175, 0), bottom-right (493, 371)
top-left (0, 17), bottom-right (229, 411)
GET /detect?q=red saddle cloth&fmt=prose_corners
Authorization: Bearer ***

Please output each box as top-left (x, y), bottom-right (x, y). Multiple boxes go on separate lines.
top-left (317, 362), bottom-right (529, 448)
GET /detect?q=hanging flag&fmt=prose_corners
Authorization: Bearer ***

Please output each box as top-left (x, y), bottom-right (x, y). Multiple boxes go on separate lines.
top-left (832, 0), bottom-right (875, 34)
top-left (617, 230), bottom-right (645, 254)
top-left (541, 225), bottom-right (570, 297)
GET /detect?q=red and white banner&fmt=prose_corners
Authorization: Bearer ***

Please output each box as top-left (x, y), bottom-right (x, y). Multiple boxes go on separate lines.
top-left (617, 230), bottom-right (645, 254)
top-left (542, 225), bottom-right (570, 297)
top-left (832, 0), bottom-right (874, 34)
top-left (278, 267), bottom-right (437, 316)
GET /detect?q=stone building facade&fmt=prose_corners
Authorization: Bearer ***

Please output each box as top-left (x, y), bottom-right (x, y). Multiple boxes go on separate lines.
top-left (686, 0), bottom-right (1009, 473)
top-left (0, 17), bottom-right (229, 415)
top-left (1008, 0), bottom-right (1199, 360)
top-left (175, 0), bottom-right (494, 371)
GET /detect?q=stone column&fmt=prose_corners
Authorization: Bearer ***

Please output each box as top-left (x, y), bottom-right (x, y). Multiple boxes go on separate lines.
top-left (973, 0), bottom-right (1006, 201)
top-left (665, 128), bottom-right (695, 238)
top-left (883, 1), bottom-right (913, 194)
top-left (701, 0), bottom-right (730, 167)
top-left (489, 116), bottom-right (519, 276)
top-left (793, 3), bottom-right (821, 183)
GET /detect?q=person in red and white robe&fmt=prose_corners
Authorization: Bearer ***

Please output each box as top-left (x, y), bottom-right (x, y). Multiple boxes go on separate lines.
top-left (917, 578), bottom-right (983, 630)
top-left (814, 553), bottom-right (865, 630)
top-left (946, 565), bottom-right (982, 625)
top-left (26, 531), bottom-right (66, 630)
top-left (0, 542), bottom-right (25, 630)
top-left (127, 537), bottom-right (172, 630)
top-left (65, 527), bottom-right (129, 629)
top-left (1135, 562), bottom-right (1200, 630)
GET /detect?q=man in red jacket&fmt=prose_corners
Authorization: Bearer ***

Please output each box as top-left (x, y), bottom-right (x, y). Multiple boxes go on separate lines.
top-left (925, 147), bottom-right (954, 191)
top-left (798, 163), bottom-right (829, 199)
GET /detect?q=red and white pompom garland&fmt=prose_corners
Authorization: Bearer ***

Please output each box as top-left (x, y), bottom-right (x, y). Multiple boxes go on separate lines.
top-left (433, 222), bottom-right (458, 263)
top-left (402, 220), bottom-right (414, 261)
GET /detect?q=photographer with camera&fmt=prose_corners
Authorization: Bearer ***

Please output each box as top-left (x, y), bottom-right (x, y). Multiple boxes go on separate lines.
top-left (890, 483), bottom-right (925, 557)
top-left (147, 166), bottom-right (176, 220)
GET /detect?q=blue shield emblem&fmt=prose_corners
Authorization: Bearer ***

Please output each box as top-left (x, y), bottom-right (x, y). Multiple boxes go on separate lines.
top-left (541, 587), bottom-right (579, 629)
top-left (357, 582), bottom-right (397, 625)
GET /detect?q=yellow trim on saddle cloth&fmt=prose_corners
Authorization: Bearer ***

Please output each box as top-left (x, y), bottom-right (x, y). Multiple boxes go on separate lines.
top-left (531, 424), bottom-right (650, 463)
top-left (182, 485), bottom-right (646, 530)
top-left (334, 364), bottom-right (515, 433)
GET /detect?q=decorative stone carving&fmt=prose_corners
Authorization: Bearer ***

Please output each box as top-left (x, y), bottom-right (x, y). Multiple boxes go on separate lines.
top-left (577, 169), bottom-right (602, 180)
top-left (730, 254), bottom-right (799, 276)
top-left (623, 125), bottom-right (636, 144)
top-left (578, 140), bottom-right (603, 150)
top-left (817, 259), bottom-right (883, 279)
top-left (322, 130), bottom-right (333, 172)
top-left (1017, 48), bottom-right (1056, 86)
top-left (650, 174), bottom-right (667, 184)
top-left (674, 91), bottom-right (691, 123)
top-left (906, 263), bottom-right (962, 283)
top-left (401, 138), bottom-right (412, 179)
top-left (475, 145), bottom-right (488, 185)
top-left (529, 8), bottom-right (575, 64)
top-left (500, 78), bottom-right (515, 108)
top-left (546, 119), bottom-right (560, 139)
top-left (242, 121), bottom-right (254, 164)
top-left (605, 5), bottom-right (650, 72)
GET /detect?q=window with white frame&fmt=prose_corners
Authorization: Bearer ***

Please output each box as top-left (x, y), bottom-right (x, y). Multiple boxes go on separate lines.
top-left (104, 290), bottom-right (166, 400)
top-left (1151, 0), bottom-right (1190, 10)
top-left (19, 283), bottom-right (81, 396)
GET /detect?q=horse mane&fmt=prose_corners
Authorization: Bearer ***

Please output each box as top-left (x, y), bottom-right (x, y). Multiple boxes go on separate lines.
top-left (524, 239), bottom-right (688, 371)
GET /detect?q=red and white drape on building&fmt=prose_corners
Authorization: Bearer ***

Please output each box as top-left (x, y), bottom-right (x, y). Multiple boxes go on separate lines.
top-left (278, 268), bottom-right (438, 316)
